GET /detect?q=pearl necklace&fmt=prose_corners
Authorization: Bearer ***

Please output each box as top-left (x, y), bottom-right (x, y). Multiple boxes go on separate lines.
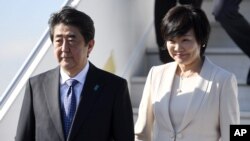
top-left (176, 72), bottom-right (195, 93)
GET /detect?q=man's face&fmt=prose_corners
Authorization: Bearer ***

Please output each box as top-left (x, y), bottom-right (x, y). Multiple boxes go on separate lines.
top-left (53, 23), bottom-right (94, 77)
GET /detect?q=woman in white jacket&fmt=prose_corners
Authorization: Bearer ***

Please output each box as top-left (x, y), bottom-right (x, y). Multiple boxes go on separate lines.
top-left (134, 5), bottom-right (240, 141)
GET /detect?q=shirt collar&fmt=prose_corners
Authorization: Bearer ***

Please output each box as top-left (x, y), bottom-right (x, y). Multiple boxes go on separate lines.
top-left (60, 61), bottom-right (89, 85)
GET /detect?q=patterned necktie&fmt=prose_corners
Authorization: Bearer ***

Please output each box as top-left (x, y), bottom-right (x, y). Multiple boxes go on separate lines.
top-left (63, 79), bottom-right (78, 138)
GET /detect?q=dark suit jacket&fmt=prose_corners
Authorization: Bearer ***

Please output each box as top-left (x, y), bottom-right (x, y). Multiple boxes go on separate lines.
top-left (15, 63), bottom-right (134, 141)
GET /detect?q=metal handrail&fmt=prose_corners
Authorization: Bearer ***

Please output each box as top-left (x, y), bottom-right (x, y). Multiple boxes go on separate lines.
top-left (0, 28), bottom-right (50, 106)
top-left (121, 21), bottom-right (153, 78)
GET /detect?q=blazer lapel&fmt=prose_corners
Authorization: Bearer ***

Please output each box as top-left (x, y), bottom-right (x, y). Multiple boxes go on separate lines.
top-left (43, 67), bottom-right (65, 141)
top-left (69, 63), bottom-right (102, 140)
top-left (157, 62), bottom-right (178, 132)
top-left (177, 57), bottom-right (217, 132)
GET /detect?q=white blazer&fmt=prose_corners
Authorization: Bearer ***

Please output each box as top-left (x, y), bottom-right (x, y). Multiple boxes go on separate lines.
top-left (134, 57), bottom-right (240, 141)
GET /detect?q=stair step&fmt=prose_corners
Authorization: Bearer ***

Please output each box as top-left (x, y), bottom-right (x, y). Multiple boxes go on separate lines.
top-left (208, 24), bottom-right (238, 48)
top-left (240, 112), bottom-right (250, 124)
top-left (130, 76), bottom-right (250, 112)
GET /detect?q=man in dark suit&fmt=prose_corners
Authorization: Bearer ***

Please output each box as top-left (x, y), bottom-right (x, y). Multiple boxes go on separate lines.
top-left (15, 6), bottom-right (134, 141)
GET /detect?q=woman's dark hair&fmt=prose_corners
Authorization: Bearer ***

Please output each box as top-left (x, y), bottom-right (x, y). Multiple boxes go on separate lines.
top-left (48, 6), bottom-right (95, 43)
top-left (161, 5), bottom-right (210, 56)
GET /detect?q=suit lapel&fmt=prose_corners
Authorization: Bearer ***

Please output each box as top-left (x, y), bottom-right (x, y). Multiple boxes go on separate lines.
top-left (69, 63), bottom-right (102, 140)
top-left (43, 67), bottom-right (65, 141)
top-left (157, 62), bottom-right (178, 132)
top-left (177, 57), bottom-right (217, 132)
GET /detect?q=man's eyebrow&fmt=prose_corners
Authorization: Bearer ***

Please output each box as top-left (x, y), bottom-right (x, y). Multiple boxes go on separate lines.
top-left (67, 34), bottom-right (76, 38)
top-left (54, 34), bottom-right (76, 38)
top-left (54, 34), bottom-right (63, 38)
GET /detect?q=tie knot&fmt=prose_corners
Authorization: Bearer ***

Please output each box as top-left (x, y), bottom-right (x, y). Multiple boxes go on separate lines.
top-left (66, 79), bottom-right (78, 87)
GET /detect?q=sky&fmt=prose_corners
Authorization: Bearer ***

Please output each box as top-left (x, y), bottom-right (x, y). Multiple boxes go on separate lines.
top-left (0, 0), bottom-right (65, 95)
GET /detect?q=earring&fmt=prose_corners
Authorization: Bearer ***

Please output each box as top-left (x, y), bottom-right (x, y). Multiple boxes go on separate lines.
top-left (202, 44), bottom-right (206, 48)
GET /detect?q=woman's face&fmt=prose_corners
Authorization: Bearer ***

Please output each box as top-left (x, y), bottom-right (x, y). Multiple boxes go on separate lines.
top-left (166, 29), bottom-right (201, 66)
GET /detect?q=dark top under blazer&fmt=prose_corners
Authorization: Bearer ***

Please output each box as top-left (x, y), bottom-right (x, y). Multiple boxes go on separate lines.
top-left (15, 62), bottom-right (134, 141)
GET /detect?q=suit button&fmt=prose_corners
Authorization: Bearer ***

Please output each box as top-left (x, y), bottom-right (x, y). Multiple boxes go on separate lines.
top-left (170, 132), bottom-right (175, 139)
top-left (177, 133), bottom-right (182, 138)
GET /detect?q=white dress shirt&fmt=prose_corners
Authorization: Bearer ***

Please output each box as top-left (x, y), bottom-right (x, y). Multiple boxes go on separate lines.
top-left (60, 61), bottom-right (89, 108)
